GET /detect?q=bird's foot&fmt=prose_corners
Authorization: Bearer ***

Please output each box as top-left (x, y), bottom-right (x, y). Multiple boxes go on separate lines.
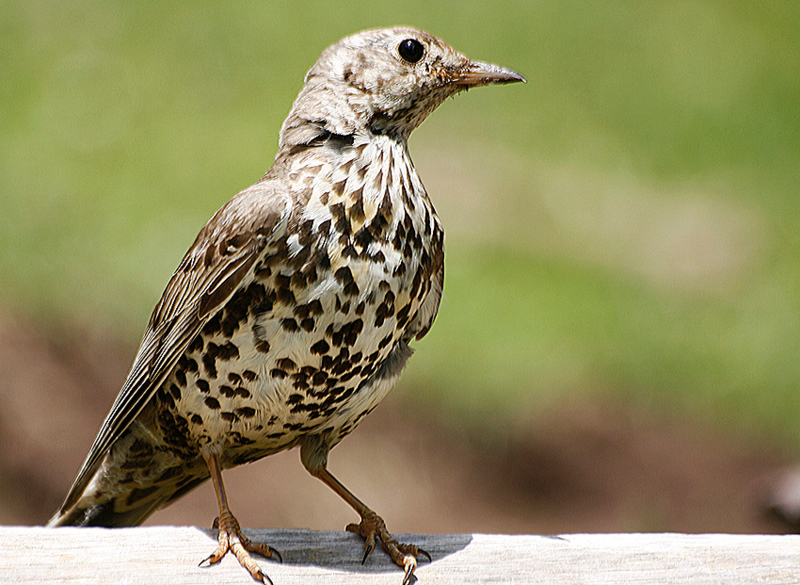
top-left (346, 509), bottom-right (431, 585)
top-left (200, 510), bottom-right (282, 583)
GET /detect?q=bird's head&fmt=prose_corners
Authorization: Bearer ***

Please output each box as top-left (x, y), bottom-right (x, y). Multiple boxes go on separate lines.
top-left (279, 27), bottom-right (525, 149)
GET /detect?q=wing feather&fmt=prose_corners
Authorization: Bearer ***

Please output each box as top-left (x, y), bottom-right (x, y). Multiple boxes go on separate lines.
top-left (58, 183), bottom-right (289, 513)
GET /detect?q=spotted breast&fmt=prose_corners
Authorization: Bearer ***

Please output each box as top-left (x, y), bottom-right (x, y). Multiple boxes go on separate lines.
top-left (157, 132), bottom-right (444, 470)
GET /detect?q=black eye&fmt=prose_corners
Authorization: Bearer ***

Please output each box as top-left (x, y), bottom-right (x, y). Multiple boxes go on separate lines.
top-left (398, 38), bottom-right (425, 64)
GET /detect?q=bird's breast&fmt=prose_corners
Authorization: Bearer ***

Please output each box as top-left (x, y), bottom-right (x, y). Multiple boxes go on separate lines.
top-left (156, 136), bottom-right (444, 463)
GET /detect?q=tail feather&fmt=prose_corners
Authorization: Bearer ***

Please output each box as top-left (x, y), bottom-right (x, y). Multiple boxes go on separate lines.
top-left (48, 427), bottom-right (210, 527)
top-left (48, 496), bottom-right (163, 527)
top-left (48, 470), bottom-right (208, 527)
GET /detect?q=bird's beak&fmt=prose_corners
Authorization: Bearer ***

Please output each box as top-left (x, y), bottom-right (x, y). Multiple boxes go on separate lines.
top-left (453, 60), bottom-right (527, 86)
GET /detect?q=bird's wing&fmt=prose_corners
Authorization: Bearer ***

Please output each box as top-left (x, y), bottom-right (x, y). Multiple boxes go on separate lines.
top-left (59, 182), bottom-right (290, 513)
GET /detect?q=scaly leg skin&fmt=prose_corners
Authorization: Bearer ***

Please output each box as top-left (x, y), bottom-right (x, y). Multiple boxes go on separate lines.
top-left (200, 453), bottom-right (282, 583)
top-left (346, 508), bottom-right (432, 585)
top-left (308, 461), bottom-right (430, 584)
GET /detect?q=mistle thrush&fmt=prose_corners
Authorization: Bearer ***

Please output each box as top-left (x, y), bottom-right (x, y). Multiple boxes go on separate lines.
top-left (48, 27), bottom-right (524, 583)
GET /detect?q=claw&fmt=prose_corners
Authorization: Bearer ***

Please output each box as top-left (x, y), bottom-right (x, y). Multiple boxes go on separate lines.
top-left (270, 548), bottom-right (284, 564)
top-left (345, 509), bottom-right (428, 583)
top-left (256, 569), bottom-right (274, 585)
top-left (348, 521), bottom-right (376, 564)
top-left (361, 540), bottom-right (375, 565)
top-left (402, 555), bottom-right (418, 585)
top-left (201, 511), bottom-right (280, 583)
top-left (417, 547), bottom-right (432, 563)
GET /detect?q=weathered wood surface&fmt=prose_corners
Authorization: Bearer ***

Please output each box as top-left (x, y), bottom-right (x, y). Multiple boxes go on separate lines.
top-left (2, 526), bottom-right (799, 584)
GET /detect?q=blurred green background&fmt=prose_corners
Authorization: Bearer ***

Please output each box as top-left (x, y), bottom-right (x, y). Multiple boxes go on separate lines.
top-left (2, 0), bottom-right (800, 528)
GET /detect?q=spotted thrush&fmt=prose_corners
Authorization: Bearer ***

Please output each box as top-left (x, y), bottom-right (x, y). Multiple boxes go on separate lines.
top-left (48, 27), bottom-right (525, 584)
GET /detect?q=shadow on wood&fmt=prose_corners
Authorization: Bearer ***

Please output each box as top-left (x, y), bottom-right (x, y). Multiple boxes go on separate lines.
top-left (195, 527), bottom-right (473, 572)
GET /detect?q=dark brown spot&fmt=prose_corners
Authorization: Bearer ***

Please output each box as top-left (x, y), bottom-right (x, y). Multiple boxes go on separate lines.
top-left (294, 303), bottom-right (312, 320)
top-left (276, 357), bottom-right (296, 371)
top-left (310, 340), bottom-right (330, 355)
top-left (185, 358), bottom-right (198, 374)
top-left (332, 179), bottom-right (347, 197)
top-left (318, 219), bottom-right (332, 234)
top-left (354, 226), bottom-right (374, 250)
top-left (196, 379), bottom-right (210, 393)
top-left (203, 314), bottom-right (222, 336)
top-left (242, 370), bottom-right (258, 381)
top-left (334, 266), bottom-right (354, 285)
top-left (396, 304), bottom-right (411, 325)
top-left (218, 342), bottom-right (239, 361)
top-left (332, 206), bottom-right (350, 235)
top-left (298, 218), bottom-right (315, 246)
top-left (158, 388), bottom-right (175, 408)
top-left (349, 188), bottom-right (365, 221)
top-left (202, 349), bottom-right (218, 379)
top-left (300, 262), bottom-right (319, 285)
top-left (277, 287), bottom-right (297, 305)
top-left (254, 262), bottom-right (272, 278)
top-left (188, 336), bottom-right (204, 354)
top-left (204, 396), bottom-right (220, 410)
top-left (275, 273), bottom-right (290, 290)
top-left (392, 231), bottom-right (403, 251)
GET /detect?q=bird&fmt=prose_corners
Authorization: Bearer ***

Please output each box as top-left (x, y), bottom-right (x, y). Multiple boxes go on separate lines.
top-left (48, 26), bottom-right (525, 584)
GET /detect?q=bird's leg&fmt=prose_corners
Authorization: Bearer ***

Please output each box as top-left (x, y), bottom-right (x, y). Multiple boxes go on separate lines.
top-left (308, 463), bottom-right (430, 584)
top-left (200, 452), bottom-right (281, 583)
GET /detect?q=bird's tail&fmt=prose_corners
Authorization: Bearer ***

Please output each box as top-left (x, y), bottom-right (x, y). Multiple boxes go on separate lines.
top-left (47, 432), bottom-right (209, 527)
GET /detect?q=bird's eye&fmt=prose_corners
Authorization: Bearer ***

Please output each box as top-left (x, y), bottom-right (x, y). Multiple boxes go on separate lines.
top-left (398, 38), bottom-right (425, 64)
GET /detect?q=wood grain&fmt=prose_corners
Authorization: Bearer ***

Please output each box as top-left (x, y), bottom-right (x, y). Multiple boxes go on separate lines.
top-left (3, 527), bottom-right (799, 584)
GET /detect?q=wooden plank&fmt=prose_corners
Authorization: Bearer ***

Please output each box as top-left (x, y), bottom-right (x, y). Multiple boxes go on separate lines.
top-left (2, 527), bottom-right (799, 584)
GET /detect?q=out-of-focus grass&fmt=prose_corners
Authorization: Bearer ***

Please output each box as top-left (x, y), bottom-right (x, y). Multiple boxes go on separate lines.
top-left (1, 2), bottom-right (799, 443)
